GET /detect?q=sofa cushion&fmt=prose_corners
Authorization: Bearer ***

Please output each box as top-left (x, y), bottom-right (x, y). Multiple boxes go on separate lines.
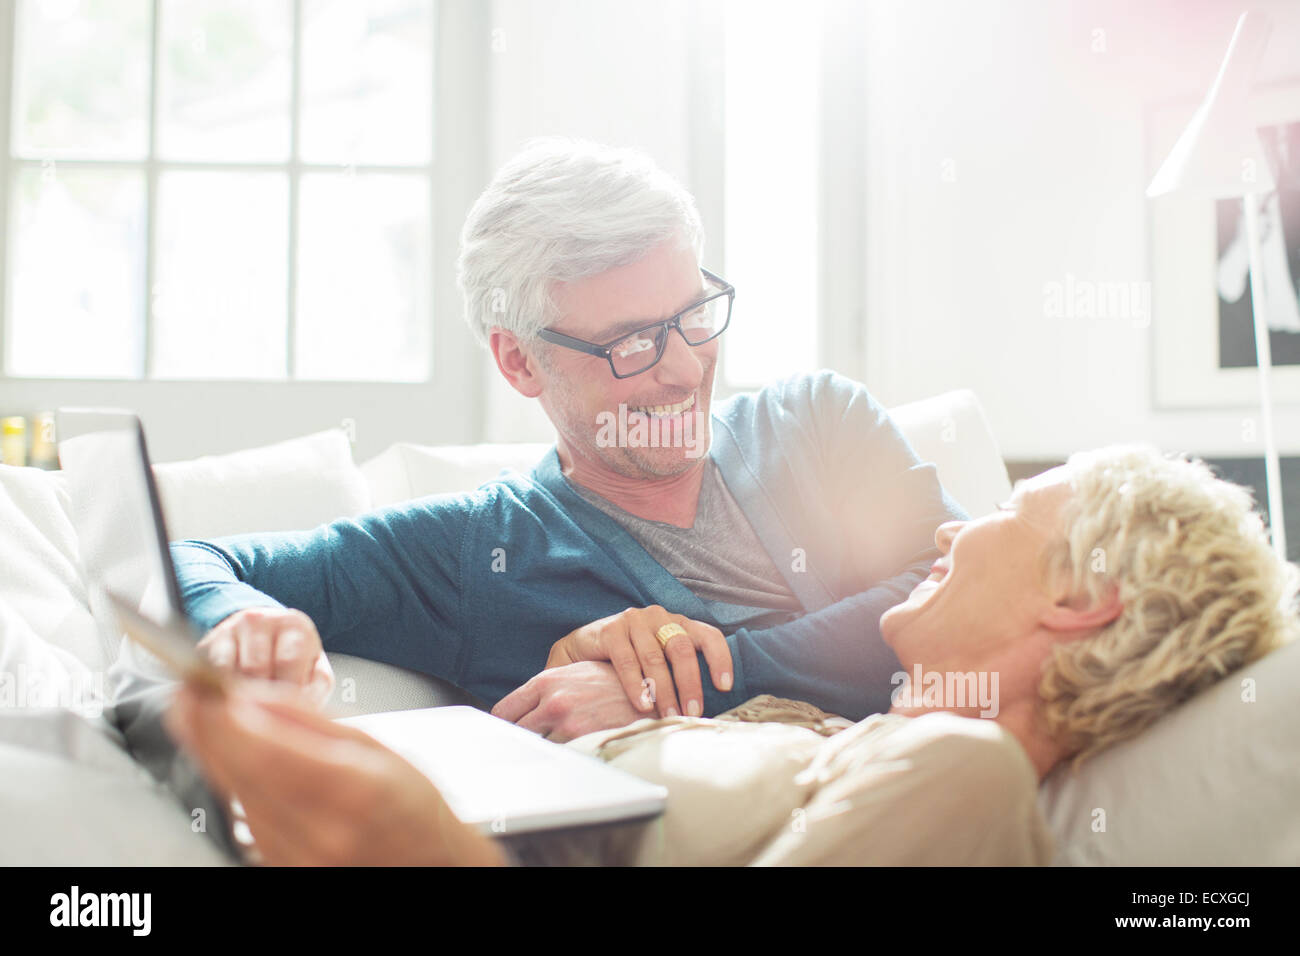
top-left (0, 428), bottom-right (373, 683)
top-left (1038, 637), bottom-right (1300, 865)
top-left (0, 710), bottom-right (232, 866)
top-left (887, 389), bottom-right (1012, 518)
top-left (0, 597), bottom-right (105, 720)
top-left (325, 652), bottom-right (484, 717)
top-left (0, 464), bottom-right (111, 671)
top-left (362, 441), bottom-right (552, 508)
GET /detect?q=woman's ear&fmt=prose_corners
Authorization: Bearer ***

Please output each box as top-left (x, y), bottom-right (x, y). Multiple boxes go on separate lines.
top-left (1040, 583), bottom-right (1122, 633)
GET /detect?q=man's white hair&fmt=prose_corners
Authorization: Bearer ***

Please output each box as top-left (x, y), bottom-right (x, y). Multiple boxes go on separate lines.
top-left (456, 136), bottom-right (705, 349)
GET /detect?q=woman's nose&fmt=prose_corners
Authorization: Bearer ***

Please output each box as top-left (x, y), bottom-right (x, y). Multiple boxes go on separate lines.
top-left (935, 520), bottom-right (964, 554)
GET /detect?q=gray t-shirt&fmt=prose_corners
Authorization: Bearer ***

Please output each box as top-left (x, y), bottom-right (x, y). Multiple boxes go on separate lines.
top-left (571, 458), bottom-right (802, 613)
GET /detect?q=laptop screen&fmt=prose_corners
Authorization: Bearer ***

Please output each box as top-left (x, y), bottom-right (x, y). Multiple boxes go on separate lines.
top-left (58, 409), bottom-right (186, 629)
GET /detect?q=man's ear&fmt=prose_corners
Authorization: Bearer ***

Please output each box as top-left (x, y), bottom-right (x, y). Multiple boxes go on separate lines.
top-left (1040, 583), bottom-right (1123, 633)
top-left (489, 328), bottom-right (545, 399)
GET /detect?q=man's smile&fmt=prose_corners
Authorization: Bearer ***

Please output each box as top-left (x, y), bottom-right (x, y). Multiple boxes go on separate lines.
top-left (626, 390), bottom-right (697, 419)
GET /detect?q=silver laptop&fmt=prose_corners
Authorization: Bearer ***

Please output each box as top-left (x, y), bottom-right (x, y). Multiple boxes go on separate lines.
top-left (339, 706), bottom-right (666, 834)
top-left (58, 409), bottom-right (668, 837)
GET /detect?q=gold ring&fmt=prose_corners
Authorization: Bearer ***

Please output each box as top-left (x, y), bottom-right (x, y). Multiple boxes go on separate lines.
top-left (655, 622), bottom-right (687, 649)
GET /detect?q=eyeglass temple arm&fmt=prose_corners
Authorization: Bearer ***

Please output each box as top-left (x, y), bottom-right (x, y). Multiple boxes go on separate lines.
top-left (536, 328), bottom-right (611, 358)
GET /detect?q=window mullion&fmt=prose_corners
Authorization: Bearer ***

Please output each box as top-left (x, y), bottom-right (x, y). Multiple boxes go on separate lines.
top-left (143, 0), bottom-right (162, 379)
top-left (286, 0), bottom-right (303, 381)
top-left (0, 0), bottom-right (16, 378)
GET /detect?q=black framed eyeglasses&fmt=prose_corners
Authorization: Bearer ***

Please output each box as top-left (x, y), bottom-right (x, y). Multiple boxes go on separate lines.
top-left (537, 268), bottom-right (735, 379)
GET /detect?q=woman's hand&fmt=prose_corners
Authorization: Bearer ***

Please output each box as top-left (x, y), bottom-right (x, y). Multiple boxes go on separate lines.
top-left (545, 605), bottom-right (733, 718)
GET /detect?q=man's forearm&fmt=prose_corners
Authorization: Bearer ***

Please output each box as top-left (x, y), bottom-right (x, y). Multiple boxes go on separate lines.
top-left (169, 506), bottom-right (466, 683)
top-left (698, 557), bottom-right (933, 721)
top-left (172, 540), bottom-right (286, 634)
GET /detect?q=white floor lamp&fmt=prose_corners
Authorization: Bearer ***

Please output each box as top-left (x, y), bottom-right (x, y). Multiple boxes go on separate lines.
top-left (1147, 10), bottom-right (1287, 561)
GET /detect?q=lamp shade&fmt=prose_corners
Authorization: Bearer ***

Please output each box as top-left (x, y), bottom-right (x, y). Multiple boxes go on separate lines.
top-left (1146, 10), bottom-right (1277, 199)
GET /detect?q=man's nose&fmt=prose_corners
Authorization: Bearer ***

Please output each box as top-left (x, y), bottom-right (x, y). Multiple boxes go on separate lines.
top-left (653, 326), bottom-right (705, 384)
top-left (935, 520), bottom-right (964, 554)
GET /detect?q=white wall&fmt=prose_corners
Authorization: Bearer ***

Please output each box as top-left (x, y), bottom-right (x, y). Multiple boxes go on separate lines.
top-left (863, 0), bottom-right (1300, 459)
top-left (13, 0), bottom-right (1297, 462)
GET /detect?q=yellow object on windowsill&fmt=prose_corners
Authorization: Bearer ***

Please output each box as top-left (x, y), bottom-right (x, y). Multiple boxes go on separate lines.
top-left (29, 411), bottom-right (58, 469)
top-left (1, 416), bottom-right (27, 467)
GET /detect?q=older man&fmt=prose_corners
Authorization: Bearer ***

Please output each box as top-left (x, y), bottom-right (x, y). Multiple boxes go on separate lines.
top-left (163, 137), bottom-right (962, 734)
top-left (165, 445), bottom-right (1298, 865)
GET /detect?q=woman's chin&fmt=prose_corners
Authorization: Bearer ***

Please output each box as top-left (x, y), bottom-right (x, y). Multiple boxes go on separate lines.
top-left (882, 584), bottom-right (939, 645)
top-left (881, 604), bottom-right (909, 646)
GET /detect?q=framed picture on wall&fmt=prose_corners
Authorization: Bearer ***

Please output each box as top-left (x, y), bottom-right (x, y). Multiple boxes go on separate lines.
top-left (1148, 81), bottom-right (1300, 408)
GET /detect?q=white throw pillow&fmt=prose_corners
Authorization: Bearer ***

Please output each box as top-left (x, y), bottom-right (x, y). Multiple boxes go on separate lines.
top-left (2, 429), bottom-right (371, 684)
top-left (60, 427), bottom-right (371, 541)
top-left (154, 427), bottom-right (371, 539)
top-left (1038, 638), bottom-right (1300, 865)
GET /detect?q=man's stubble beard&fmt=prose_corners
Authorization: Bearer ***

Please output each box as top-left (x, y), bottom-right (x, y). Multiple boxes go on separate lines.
top-left (575, 401), bottom-right (711, 479)
top-left (549, 376), bottom-right (713, 481)
top-left (617, 424), bottom-right (712, 478)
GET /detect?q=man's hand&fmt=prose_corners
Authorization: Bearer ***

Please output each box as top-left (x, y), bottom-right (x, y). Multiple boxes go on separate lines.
top-left (164, 680), bottom-right (504, 866)
top-left (196, 607), bottom-right (333, 705)
top-left (491, 661), bottom-right (646, 742)
top-left (545, 605), bottom-right (732, 718)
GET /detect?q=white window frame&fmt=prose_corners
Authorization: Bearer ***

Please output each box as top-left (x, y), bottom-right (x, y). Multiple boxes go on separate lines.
top-left (689, 0), bottom-right (869, 401)
top-left (0, 0), bottom-right (489, 463)
top-left (816, 0), bottom-right (869, 387)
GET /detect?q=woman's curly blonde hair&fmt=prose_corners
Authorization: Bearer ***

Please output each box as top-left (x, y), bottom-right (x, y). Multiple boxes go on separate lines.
top-left (1038, 444), bottom-right (1299, 770)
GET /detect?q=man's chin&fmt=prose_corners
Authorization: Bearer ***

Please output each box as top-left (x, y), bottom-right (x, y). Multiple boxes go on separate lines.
top-left (622, 445), bottom-right (709, 477)
top-left (618, 421), bottom-right (713, 476)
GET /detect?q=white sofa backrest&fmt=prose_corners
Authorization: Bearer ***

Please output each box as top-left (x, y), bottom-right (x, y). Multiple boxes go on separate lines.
top-left (60, 427), bottom-right (370, 541)
top-left (361, 441), bottom-right (552, 509)
top-left (886, 389), bottom-right (1011, 518)
top-left (17, 386), bottom-right (1294, 866)
top-left (359, 390), bottom-right (1011, 517)
top-left (5, 386), bottom-right (1000, 676)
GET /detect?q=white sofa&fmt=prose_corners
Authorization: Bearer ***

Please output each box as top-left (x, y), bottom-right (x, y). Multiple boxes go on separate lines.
top-left (1, 388), bottom-right (1296, 865)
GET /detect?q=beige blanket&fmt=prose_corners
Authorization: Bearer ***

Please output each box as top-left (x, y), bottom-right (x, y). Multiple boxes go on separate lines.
top-left (518, 696), bottom-right (1053, 866)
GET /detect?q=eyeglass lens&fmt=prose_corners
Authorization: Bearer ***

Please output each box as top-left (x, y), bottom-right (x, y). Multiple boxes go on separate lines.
top-left (608, 296), bottom-right (729, 376)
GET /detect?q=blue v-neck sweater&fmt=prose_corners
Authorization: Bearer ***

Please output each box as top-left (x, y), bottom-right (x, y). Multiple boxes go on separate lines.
top-left (171, 370), bottom-right (966, 720)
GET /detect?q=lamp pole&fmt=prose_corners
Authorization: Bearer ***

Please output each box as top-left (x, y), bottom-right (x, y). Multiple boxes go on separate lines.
top-left (1242, 191), bottom-right (1287, 561)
